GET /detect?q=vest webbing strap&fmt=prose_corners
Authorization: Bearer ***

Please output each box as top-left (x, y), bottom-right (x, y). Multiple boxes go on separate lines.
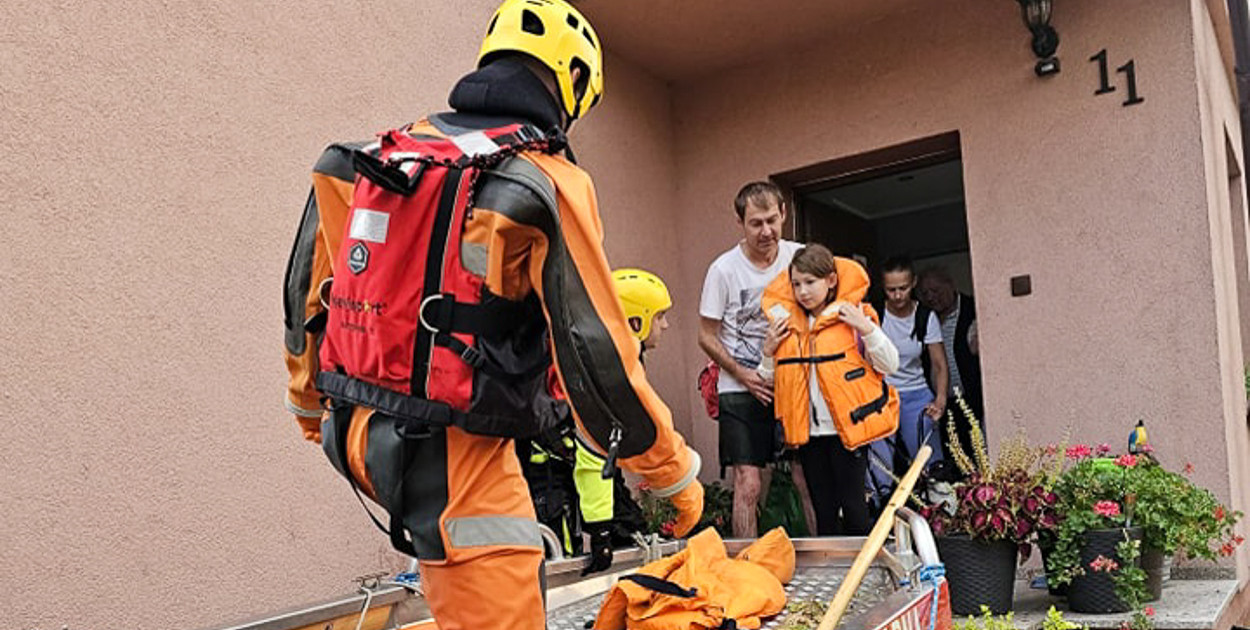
top-left (850, 381), bottom-right (891, 425)
top-left (316, 371), bottom-right (526, 437)
top-left (776, 352), bottom-right (846, 366)
top-left (412, 166), bottom-right (468, 398)
top-left (619, 574), bottom-right (699, 598)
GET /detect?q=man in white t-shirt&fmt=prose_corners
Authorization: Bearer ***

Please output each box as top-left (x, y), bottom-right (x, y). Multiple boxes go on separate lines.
top-left (867, 256), bottom-right (950, 505)
top-left (698, 181), bottom-right (803, 538)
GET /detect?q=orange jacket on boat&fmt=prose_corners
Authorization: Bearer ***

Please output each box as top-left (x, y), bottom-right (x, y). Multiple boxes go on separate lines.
top-left (593, 527), bottom-right (795, 630)
top-left (761, 257), bottom-right (899, 449)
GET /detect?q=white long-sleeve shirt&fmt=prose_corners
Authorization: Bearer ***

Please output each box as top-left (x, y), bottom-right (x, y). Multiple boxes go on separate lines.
top-left (758, 309), bottom-right (899, 437)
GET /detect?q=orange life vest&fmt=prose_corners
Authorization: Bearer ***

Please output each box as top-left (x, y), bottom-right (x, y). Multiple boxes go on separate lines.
top-left (761, 257), bottom-right (899, 450)
top-left (592, 527), bottom-right (795, 630)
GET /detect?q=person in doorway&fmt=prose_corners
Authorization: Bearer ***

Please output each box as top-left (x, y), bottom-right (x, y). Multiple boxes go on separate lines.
top-left (698, 181), bottom-right (803, 538)
top-left (281, 3), bottom-right (702, 628)
top-left (867, 256), bottom-right (949, 505)
top-left (916, 266), bottom-right (983, 463)
top-left (758, 244), bottom-right (899, 535)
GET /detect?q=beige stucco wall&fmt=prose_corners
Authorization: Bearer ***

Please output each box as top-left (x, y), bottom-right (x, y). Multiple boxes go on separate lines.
top-left (4, 0), bottom-right (1248, 628)
top-left (0, 2), bottom-right (680, 629)
top-left (1192, 0), bottom-right (1250, 582)
top-left (667, 0), bottom-right (1245, 517)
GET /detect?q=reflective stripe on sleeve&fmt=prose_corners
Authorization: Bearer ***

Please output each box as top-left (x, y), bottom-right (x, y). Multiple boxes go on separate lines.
top-left (285, 398), bottom-right (323, 418)
top-left (648, 448), bottom-right (702, 499)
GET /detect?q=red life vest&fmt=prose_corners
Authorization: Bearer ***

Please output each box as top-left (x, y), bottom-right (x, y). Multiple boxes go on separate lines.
top-left (316, 122), bottom-right (560, 437)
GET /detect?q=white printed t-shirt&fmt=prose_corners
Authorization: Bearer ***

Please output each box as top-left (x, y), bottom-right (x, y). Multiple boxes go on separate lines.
top-left (699, 239), bottom-right (802, 393)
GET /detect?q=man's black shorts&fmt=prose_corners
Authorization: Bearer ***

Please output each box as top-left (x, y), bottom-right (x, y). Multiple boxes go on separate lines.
top-left (717, 392), bottom-right (778, 470)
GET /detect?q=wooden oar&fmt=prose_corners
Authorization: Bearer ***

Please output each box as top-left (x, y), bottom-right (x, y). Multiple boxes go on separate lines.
top-left (817, 444), bottom-right (932, 630)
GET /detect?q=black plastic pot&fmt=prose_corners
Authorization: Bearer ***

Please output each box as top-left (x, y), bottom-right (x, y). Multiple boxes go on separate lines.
top-left (1141, 546), bottom-right (1169, 602)
top-left (1038, 533), bottom-right (1067, 597)
top-left (935, 535), bottom-right (1018, 615)
top-left (1068, 526), bottom-right (1144, 613)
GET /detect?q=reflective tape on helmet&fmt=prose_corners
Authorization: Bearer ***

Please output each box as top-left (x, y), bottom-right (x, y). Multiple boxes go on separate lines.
top-left (445, 516), bottom-right (543, 549)
top-left (648, 448), bottom-right (702, 499)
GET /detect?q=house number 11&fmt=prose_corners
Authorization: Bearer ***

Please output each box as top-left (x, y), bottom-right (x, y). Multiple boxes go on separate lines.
top-left (1090, 49), bottom-right (1145, 107)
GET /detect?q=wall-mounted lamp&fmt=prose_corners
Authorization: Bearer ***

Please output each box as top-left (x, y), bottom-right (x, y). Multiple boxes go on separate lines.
top-left (1017, 0), bottom-right (1060, 76)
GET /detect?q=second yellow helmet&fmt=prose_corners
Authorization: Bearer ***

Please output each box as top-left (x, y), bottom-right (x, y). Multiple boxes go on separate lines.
top-left (478, 0), bottom-right (604, 122)
top-left (613, 268), bottom-right (672, 342)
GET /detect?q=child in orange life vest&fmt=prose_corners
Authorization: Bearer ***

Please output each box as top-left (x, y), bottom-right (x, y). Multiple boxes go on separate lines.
top-left (758, 244), bottom-right (900, 535)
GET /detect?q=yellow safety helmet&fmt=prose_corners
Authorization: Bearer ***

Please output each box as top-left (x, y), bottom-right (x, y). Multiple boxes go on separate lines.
top-left (478, 0), bottom-right (604, 122)
top-left (612, 268), bottom-right (672, 342)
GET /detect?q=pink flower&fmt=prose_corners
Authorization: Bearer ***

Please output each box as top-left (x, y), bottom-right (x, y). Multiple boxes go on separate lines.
top-left (973, 484), bottom-right (998, 506)
top-left (1143, 606), bottom-right (1155, 617)
top-left (1214, 505), bottom-right (1227, 521)
top-left (1066, 444), bottom-right (1093, 459)
top-left (660, 520), bottom-right (675, 536)
top-left (1089, 555), bottom-right (1120, 572)
top-left (1114, 454), bottom-right (1138, 467)
top-left (1095, 443), bottom-right (1112, 456)
top-left (1094, 501), bottom-right (1121, 517)
top-left (1184, 462), bottom-right (1195, 475)
top-left (1139, 443), bottom-right (1154, 454)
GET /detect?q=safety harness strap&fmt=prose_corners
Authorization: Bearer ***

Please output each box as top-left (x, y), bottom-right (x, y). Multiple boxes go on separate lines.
top-left (850, 381), bottom-right (891, 425)
top-left (316, 372), bottom-right (529, 437)
top-left (619, 574), bottom-right (699, 598)
top-left (776, 352), bottom-right (846, 366)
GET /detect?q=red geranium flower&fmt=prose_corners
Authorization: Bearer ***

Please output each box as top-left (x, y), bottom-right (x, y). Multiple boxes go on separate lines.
top-left (1094, 501), bottom-right (1121, 517)
top-left (1066, 444), bottom-right (1093, 459)
top-left (1114, 454), bottom-right (1138, 467)
top-left (1089, 555), bottom-right (1120, 572)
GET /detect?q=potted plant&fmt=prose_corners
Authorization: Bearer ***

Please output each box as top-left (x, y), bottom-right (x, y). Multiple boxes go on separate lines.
top-left (1047, 452), bottom-right (1148, 613)
top-left (919, 397), bottom-right (1060, 615)
top-left (1131, 457), bottom-right (1242, 599)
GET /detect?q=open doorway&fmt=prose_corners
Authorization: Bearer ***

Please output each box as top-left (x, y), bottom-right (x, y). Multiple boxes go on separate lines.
top-left (775, 133), bottom-right (973, 305)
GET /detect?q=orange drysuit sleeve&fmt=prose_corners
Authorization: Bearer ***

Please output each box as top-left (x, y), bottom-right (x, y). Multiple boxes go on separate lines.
top-left (511, 152), bottom-right (700, 495)
top-left (282, 143), bottom-right (361, 442)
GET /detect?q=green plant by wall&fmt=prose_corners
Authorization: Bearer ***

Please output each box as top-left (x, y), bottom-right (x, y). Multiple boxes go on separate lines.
top-left (952, 605), bottom-right (1016, 630)
top-left (639, 480), bottom-right (733, 538)
top-left (1040, 606), bottom-right (1087, 630)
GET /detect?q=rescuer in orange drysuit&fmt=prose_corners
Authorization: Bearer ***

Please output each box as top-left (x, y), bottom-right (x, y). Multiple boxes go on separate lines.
top-left (281, 2), bottom-right (703, 628)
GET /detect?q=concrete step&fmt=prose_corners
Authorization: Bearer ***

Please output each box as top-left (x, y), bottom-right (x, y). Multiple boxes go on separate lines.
top-left (1002, 578), bottom-right (1239, 630)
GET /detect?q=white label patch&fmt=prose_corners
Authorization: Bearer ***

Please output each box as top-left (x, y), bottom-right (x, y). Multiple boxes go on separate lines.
top-left (450, 131), bottom-right (501, 157)
top-left (349, 209), bottom-right (390, 244)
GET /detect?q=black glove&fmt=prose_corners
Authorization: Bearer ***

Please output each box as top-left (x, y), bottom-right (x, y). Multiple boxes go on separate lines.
top-left (581, 523), bottom-right (614, 576)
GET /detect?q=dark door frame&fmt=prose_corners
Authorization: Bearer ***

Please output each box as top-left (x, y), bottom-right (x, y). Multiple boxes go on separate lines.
top-left (771, 131), bottom-right (962, 241)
